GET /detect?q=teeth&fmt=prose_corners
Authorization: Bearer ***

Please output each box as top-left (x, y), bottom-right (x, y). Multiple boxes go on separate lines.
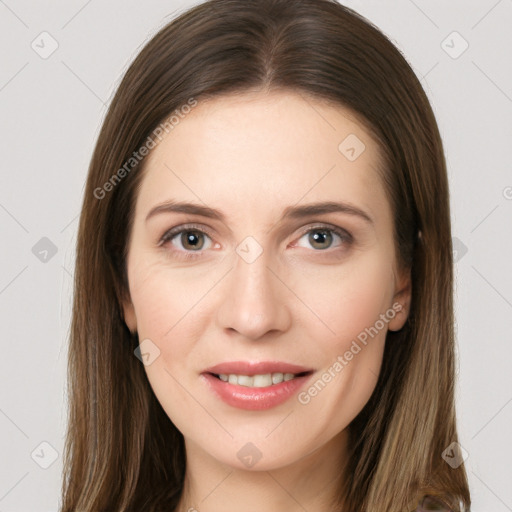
top-left (237, 375), bottom-right (255, 387)
top-left (272, 373), bottom-right (284, 384)
top-left (252, 374), bottom-right (272, 387)
top-left (217, 372), bottom-right (301, 388)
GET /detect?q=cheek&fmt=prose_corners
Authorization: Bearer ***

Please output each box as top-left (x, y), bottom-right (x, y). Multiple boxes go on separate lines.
top-left (127, 263), bottom-right (215, 428)
top-left (292, 252), bottom-right (395, 351)
top-left (128, 257), bottom-right (215, 340)
top-left (291, 254), bottom-right (393, 416)
top-left (127, 260), bottom-right (223, 392)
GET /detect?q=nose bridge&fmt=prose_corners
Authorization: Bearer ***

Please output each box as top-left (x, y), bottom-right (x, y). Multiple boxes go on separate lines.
top-left (216, 241), bottom-right (290, 339)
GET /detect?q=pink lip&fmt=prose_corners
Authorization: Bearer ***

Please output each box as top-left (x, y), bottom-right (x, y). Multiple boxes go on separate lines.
top-left (200, 361), bottom-right (314, 411)
top-left (203, 360), bottom-right (313, 376)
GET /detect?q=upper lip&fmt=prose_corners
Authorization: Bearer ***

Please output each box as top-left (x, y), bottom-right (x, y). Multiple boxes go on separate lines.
top-left (202, 361), bottom-right (314, 376)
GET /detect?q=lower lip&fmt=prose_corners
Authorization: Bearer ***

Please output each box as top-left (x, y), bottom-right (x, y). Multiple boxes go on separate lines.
top-left (201, 372), bottom-right (313, 411)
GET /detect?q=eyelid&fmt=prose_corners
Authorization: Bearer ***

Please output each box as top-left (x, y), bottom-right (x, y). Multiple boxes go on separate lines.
top-left (294, 222), bottom-right (353, 243)
top-left (159, 222), bottom-right (352, 243)
top-left (158, 221), bottom-right (353, 257)
top-left (158, 222), bottom-right (216, 246)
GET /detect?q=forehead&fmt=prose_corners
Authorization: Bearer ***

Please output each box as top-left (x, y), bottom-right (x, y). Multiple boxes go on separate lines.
top-left (135, 90), bottom-right (390, 224)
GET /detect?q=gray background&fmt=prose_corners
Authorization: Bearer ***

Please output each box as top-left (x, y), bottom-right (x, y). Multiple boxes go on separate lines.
top-left (0, 0), bottom-right (511, 510)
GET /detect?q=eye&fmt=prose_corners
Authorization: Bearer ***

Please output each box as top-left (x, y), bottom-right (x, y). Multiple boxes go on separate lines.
top-left (174, 230), bottom-right (212, 251)
top-left (295, 225), bottom-right (351, 250)
top-left (160, 225), bottom-right (214, 253)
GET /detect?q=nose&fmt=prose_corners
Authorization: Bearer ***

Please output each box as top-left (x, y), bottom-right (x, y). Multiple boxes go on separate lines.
top-left (216, 247), bottom-right (292, 341)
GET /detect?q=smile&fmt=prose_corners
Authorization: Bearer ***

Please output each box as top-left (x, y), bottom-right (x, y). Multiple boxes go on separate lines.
top-left (200, 361), bottom-right (314, 410)
top-left (214, 371), bottom-right (309, 388)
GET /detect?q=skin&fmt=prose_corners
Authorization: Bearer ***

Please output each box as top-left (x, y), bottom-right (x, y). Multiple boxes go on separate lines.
top-left (122, 90), bottom-right (411, 512)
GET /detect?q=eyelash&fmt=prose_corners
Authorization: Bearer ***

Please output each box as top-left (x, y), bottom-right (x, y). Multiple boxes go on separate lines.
top-left (158, 222), bottom-right (353, 261)
top-left (158, 223), bottom-right (217, 261)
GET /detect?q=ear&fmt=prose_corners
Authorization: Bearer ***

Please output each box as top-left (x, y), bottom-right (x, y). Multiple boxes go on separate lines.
top-left (387, 266), bottom-right (412, 332)
top-left (122, 296), bottom-right (138, 333)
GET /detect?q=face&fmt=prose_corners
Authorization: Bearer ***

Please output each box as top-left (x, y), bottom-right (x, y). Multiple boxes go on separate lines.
top-left (122, 90), bottom-right (411, 471)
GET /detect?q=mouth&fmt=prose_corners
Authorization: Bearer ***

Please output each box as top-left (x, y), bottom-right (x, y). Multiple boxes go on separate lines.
top-left (200, 361), bottom-right (315, 410)
top-left (207, 370), bottom-right (313, 388)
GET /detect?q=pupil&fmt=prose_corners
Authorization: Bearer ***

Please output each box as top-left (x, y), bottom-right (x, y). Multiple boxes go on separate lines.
top-left (182, 231), bottom-right (204, 250)
top-left (309, 230), bottom-right (332, 249)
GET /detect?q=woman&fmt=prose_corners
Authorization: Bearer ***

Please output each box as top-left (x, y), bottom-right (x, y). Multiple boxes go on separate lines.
top-left (60, 0), bottom-right (471, 510)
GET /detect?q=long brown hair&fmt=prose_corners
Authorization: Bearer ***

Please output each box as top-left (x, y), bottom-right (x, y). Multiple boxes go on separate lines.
top-left (60, 1), bottom-right (471, 510)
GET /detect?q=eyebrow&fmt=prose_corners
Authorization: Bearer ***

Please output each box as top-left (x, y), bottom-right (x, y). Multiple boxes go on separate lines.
top-left (145, 200), bottom-right (374, 225)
